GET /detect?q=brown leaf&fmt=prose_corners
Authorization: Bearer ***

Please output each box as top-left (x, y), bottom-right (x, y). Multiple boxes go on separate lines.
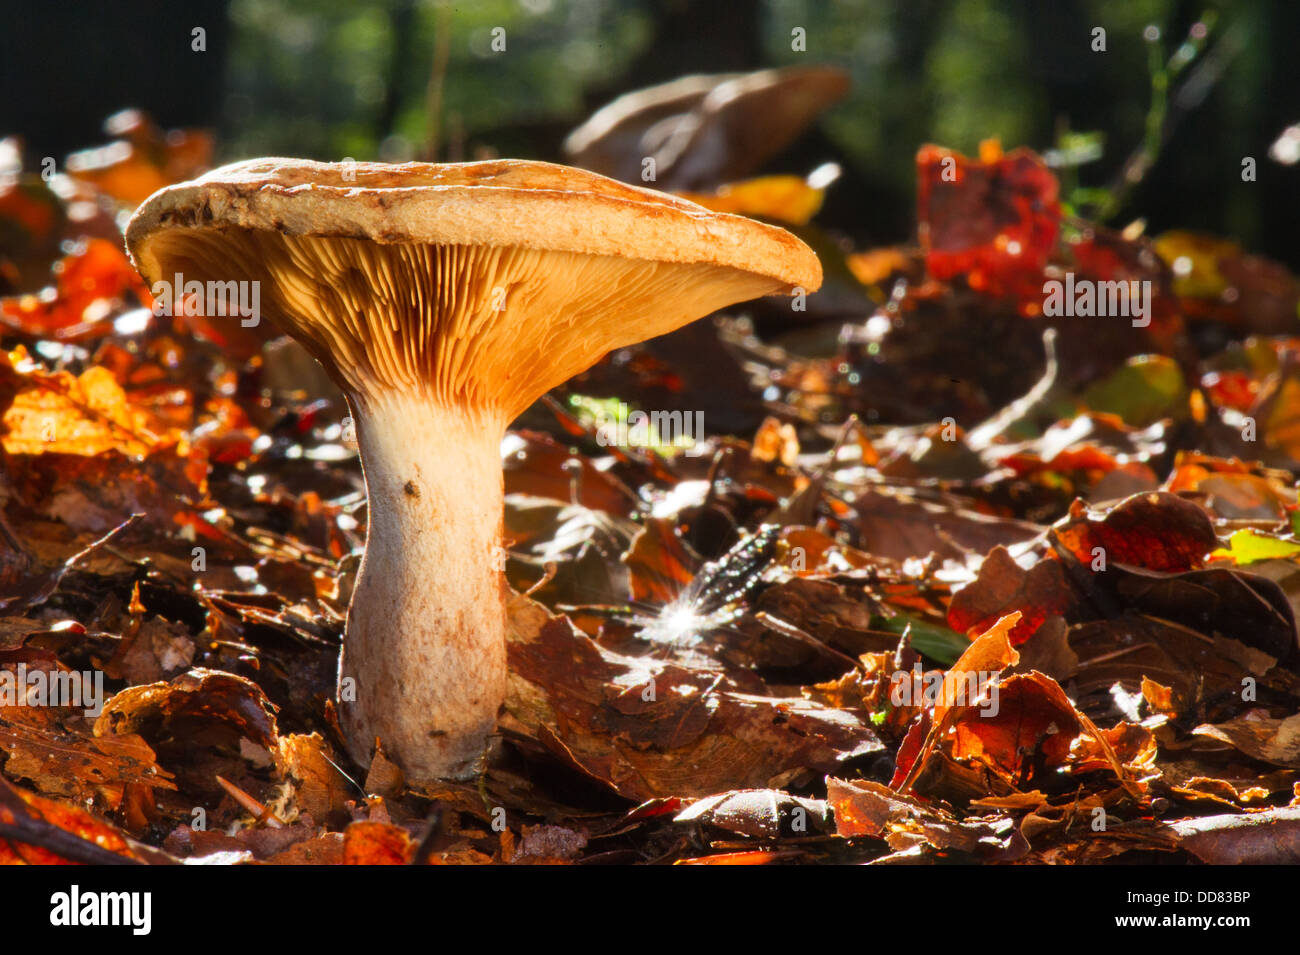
top-left (0, 719), bottom-right (175, 805)
top-left (113, 615), bottom-right (196, 685)
top-left (1192, 713), bottom-right (1300, 768)
top-left (623, 518), bottom-right (698, 604)
top-left (503, 429), bottom-right (638, 517)
top-left (265, 832), bottom-right (344, 865)
top-left (1007, 616), bottom-right (1078, 681)
top-left (854, 489), bottom-right (1041, 565)
top-left (917, 141), bottom-right (1060, 302)
top-left (2, 448), bottom-right (201, 536)
top-left (162, 821), bottom-right (321, 862)
top-left (0, 654), bottom-right (175, 805)
top-left (277, 733), bottom-right (352, 821)
top-left (95, 668), bottom-right (279, 750)
top-left (0, 239), bottom-right (150, 340)
top-left (362, 745), bottom-right (405, 799)
top-left (1167, 806), bottom-right (1300, 864)
top-left (949, 546), bottom-right (1078, 644)
top-left (0, 347), bottom-right (173, 456)
top-left (1109, 565), bottom-right (1298, 662)
top-left (827, 776), bottom-right (1028, 860)
top-left (1069, 615), bottom-right (1300, 720)
top-left (674, 789), bottom-right (829, 839)
top-left (514, 824), bottom-right (588, 862)
top-left (0, 779), bottom-right (140, 864)
top-left (504, 592), bottom-right (882, 801)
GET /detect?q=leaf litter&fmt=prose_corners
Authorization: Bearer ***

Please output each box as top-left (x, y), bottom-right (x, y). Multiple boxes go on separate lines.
top-left (2, 109), bottom-right (1300, 866)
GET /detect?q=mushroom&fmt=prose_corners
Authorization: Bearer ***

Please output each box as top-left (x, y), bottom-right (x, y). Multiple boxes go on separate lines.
top-left (125, 158), bottom-right (822, 781)
top-left (565, 67), bottom-right (850, 189)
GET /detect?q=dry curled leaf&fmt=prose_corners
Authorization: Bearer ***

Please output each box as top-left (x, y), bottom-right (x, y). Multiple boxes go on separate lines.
top-left (503, 592), bottom-right (882, 801)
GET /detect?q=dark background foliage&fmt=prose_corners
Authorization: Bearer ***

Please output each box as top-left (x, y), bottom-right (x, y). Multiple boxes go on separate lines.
top-left (1, 0), bottom-right (1297, 259)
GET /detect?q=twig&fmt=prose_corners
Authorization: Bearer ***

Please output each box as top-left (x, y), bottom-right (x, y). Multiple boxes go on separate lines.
top-left (0, 778), bottom-right (142, 865)
top-left (409, 807), bottom-right (444, 865)
top-left (215, 775), bottom-right (284, 829)
top-left (967, 329), bottom-right (1058, 452)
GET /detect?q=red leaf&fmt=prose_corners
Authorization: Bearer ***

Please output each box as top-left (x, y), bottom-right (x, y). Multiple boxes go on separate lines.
top-left (917, 141), bottom-right (1060, 301)
top-left (1053, 492), bottom-right (1218, 573)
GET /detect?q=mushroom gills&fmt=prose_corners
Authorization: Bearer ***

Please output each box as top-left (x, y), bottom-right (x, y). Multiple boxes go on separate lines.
top-left (144, 229), bottom-right (782, 418)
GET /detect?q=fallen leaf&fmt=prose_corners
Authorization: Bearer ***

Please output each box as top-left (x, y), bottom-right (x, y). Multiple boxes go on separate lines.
top-left (1192, 713), bottom-right (1300, 768)
top-left (1167, 806), bottom-right (1300, 864)
top-left (503, 592), bottom-right (882, 801)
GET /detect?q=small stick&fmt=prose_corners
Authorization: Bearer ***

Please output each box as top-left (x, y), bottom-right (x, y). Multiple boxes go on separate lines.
top-left (215, 775), bottom-right (284, 829)
top-left (409, 808), bottom-right (444, 866)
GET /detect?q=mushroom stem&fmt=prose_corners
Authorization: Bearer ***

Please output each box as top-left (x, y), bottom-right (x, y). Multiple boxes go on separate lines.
top-left (339, 391), bottom-right (507, 781)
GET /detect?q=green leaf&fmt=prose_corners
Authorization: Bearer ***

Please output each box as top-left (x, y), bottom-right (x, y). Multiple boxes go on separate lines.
top-left (1212, 528), bottom-right (1300, 565)
top-left (566, 393), bottom-right (698, 456)
top-left (871, 613), bottom-right (969, 666)
top-left (1082, 354), bottom-right (1187, 427)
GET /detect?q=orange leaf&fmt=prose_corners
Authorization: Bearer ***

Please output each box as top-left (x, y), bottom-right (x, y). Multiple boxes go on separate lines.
top-left (0, 348), bottom-right (166, 456)
top-left (896, 612), bottom-right (1021, 793)
top-left (1, 238), bottom-right (151, 339)
top-left (676, 175), bottom-right (824, 226)
top-left (343, 821), bottom-right (414, 865)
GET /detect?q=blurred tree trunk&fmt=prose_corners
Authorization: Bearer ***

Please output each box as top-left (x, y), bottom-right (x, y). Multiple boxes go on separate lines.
top-left (588, 0), bottom-right (763, 106)
top-left (375, 0), bottom-right (418, 144)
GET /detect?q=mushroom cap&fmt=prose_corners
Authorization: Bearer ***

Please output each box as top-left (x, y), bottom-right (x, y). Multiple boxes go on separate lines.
top-left (126, 158), bottom-right (822, 417)
top-left (127, 157), bottom-right (820, 289)
top-left (564, 68), bottom-right (850, 188)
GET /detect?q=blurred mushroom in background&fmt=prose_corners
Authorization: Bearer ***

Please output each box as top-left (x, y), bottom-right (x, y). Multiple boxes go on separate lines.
top-left (564, 66), bottom-right (850, 190)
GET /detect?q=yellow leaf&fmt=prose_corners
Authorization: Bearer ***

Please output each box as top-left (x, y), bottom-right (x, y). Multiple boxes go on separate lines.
top-left (847, 247), bottom-right (910, 286)
top-left (676, 175), bottom-right (824, 226)
top-left (2, 357), bottom-right (160, 456)
top-left (1153, 230), bottom-right (1241, 299)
